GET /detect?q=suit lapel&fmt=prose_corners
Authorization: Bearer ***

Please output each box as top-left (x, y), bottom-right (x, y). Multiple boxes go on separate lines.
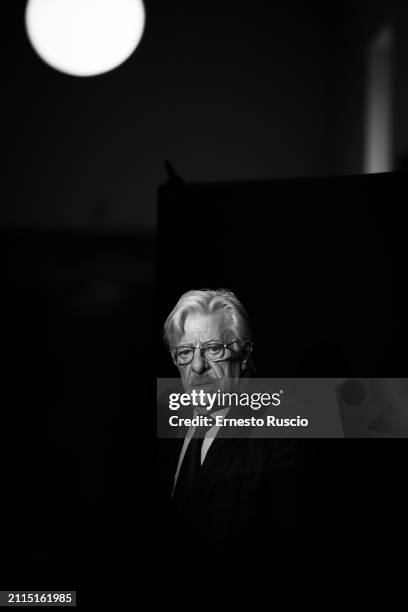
top-left (181, 412), bottom-right (253, 508)
top-left (192, 436), bottom-right (246, 500)
top-left (172, 399), bottom-right (265, 508)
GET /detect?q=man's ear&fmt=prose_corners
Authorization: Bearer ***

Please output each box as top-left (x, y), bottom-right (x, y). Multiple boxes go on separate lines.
top-left (240, 341), bottom-right (253, 370)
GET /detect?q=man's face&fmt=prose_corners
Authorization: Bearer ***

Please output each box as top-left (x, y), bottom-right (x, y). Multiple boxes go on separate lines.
top-left (175, 310), bottom-right (244, 400)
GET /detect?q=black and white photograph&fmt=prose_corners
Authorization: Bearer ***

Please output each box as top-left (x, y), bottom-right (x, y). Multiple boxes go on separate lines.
top-left (2, 0), bottom-right (408, 606)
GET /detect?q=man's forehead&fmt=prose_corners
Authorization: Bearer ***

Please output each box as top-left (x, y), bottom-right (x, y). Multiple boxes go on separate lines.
top-left (182, 310), bottom-right (231, 340)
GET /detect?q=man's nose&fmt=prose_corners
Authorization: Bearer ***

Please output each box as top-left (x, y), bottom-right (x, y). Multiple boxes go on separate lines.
top-left (191, 347), bottom-right (207, 373)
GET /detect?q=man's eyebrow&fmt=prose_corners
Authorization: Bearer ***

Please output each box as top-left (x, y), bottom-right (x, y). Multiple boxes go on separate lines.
top-left (176, 338), bottom-right (223, 346)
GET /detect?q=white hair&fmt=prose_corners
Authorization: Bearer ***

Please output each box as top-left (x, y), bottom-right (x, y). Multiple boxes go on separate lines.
top-left (163, 288), bottom-right (255, 371)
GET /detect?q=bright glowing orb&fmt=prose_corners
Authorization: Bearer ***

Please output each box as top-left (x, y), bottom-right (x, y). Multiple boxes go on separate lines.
top-left (25, 0), bottom-right (146, 77)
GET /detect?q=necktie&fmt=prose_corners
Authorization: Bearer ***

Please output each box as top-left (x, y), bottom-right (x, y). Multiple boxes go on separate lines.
top-left (172, 417), bottom-right (215, 506)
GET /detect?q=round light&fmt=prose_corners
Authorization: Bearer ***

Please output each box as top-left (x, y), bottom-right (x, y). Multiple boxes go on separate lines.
top-left (25, 0), bottom-right (146, 77)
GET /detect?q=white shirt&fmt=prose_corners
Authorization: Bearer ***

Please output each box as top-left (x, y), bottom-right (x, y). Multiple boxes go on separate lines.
top-left (172, 407), bottom-right (230, 496)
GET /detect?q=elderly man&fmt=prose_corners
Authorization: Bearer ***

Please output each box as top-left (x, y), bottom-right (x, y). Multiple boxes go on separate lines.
top-left (157, 288), bottom-right (297, 561)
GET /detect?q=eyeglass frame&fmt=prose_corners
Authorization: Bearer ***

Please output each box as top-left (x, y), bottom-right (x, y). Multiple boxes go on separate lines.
top-left (170, 339), bottom-right (252, 366)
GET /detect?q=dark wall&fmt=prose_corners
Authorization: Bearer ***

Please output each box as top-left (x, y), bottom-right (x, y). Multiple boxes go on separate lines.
top-left (157, 172), bottom-right (405, 378)
top-left (5, 0), bottom-right (332, 231)
top-left (2, 229), bottom-right (153, 595)
top-left (327, 0), bottom-right (408, 175)
top-left (395, 2), bottom-right (408, 161)
top-left (5, 2), bottom-right (408, 232)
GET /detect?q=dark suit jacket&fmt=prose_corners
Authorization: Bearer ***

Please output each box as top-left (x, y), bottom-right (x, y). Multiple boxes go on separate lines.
top-left (157, 407), bottom-right (298, 565)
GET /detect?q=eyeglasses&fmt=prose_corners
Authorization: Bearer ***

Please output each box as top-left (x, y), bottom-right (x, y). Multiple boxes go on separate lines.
top-left (171, 340), bottom-right (240, 366)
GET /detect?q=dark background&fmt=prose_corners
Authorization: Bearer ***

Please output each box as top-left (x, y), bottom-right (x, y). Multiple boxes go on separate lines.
top-left (2, 0), bottom-right (407, 602)
top-left (4, 0), bottom-right (408, 233)
top-left (157, 172), bottom-right (405, 379)
top-left (156, 171), bottom-right (407, 581)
